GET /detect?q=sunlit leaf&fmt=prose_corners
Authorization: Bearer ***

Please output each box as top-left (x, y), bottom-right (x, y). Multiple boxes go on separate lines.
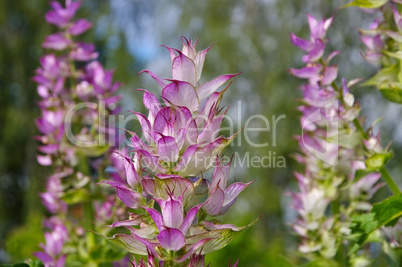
top-left (342, 0), bottom-right (388, 9)
top-left (372, 194), bottom-right (402, 227)
top-left (365, 152), bottom-right (393, 171)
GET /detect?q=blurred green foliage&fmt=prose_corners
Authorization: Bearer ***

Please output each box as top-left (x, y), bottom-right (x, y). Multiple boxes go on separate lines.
top-left (1, 0), bottom-right (400, 266)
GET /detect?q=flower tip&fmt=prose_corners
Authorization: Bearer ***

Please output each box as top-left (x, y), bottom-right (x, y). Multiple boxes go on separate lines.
top-left (137, 69), bottom-right (149, 76)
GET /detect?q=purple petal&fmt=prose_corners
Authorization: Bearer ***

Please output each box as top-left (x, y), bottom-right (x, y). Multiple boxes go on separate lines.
top-left (162, 45), bottom-right (178, 63)
top-left (210, 158), bottom-right (230, 190)
top-left (130, 133), bottom-right (152, 151)
top-left (116, 188), bottom-right (141, 209)
top-left (173, 144), bottom-right (200, 174)
top-left (136, 149), bottom-right (165, 173)
top-left (43, 33), bottom-right (71, 50)
top-left (34, 251), bottom-right (53, 264)
top-left (143, 207), bottom-right (164, 231)
top-left (122, 155), bottom-right (142, 188)
top-left (180, 203), bottom-right (203, 234)
top-left (222, 182), bottom-right (252, 212)
top-left (197, 115), bottom-right (225, 144)
top-left (201, 221), bottom-right (244, 231)
top-left (68, 19), bottom-right (92, 35)
top-left (102, 233), bottom-right (151, 256)
top-left (161, 198), bottom-right (184, 229)
top-left (197, 73), bottom-right (239, 102)
top-left (99, 181), bottom-right (142, 209)
top-left (289, 65), bottom-right (322, 79)
top-left (36, 117), bottom-right (55, 134)
top-left (142, 90), bottom-right (161, 122)
top-left (194, 45), bottom-right (212, 80)
top-left (157, 135), bottom-right (179, 163)
top-left (55, 255), bottom-right (66, 267)
top-left (177, 238), bottom-right (213, 263)
top-left (182, 119), bottom-right (198, 149)
top-left (322, 65), bottom-right (338, 85)
top-left (172, 51), bottom-right (197, 86)
top-left (157, 228), bottom-right (185, 252)
top-left (204, 187), bottom-right (224, 215)
top-left (302, 39), bottom-right (325, 63)
top-left (69, 43), bottom-right (98, 61)
top-left (290, 33), bottom-right (312, 51)
top-left (129, 111), bottom-right (152, 143)
top-left (142, 176), bottom-right (194, 201)
top-left (181, 36), bottom-right (196, 59)
top-left (110, 219), bottom-right (142, 228)
top-left (138, 70), bottom-right (166, 88)
top-left (153, 107), bottom-right (177, 137)
top-left (162, 80), bottom-right (199, 112)
top-left (37, 154), bottom-right (53, 166)
top-left (38, 144), bottom-right (59, 154)
top-left (175, 135), bottom-right (238, 177)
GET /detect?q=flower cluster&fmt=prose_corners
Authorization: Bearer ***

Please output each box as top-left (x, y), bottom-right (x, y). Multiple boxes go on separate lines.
top-left (33, 1), bottom-right (125, 265)
top-left (290, 15), bottom-right (386, 263)
top-left (34, 218), bottom-right (68, 267)
top-left (100, 37), bottom-right (254, 266)
top-left (360, 2), bottom-right (402, 104)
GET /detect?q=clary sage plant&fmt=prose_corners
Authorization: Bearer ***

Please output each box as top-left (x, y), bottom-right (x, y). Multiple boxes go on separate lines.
top-left (290, 1), bottom-right (402, 265)
top-left (34, 1), bottom-right (128, 266)
top-left (98, 37), bottom-right (256, 266)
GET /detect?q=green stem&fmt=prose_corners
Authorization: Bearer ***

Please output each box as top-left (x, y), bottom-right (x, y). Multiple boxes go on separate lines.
top-left (83, 200), bottom-right (96, 251)
top-left (331, 200), bottom-right (346, 265)
top-left (380, 167), bottom-right (401, 195)
top-left (353, 118), bottom-right (369, 140)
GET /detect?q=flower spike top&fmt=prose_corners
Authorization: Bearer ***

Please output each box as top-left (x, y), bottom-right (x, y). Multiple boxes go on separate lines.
top-left (98, 38), bottom-right (256, 266)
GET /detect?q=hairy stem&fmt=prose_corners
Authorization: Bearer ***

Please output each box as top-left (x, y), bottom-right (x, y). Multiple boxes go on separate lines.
top-left (380, 167), bottom-right (401, 195)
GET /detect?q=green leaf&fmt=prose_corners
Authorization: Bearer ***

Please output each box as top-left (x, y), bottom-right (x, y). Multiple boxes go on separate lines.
top-left (61, 188), bottom-right (91, 204)
top-left (379, 87), bottom-right (402, 104)
top-left (342, 0), bottom-right (388, 9)
top-left (372, 194), bottom-right (402, 226)
top-left (365, 152), bottom-right (393, 171)
top-left (77, 145), bottom-right (110, 157)
top-left (186, 217), bottom-right (259, 254)
top-left (362, 64), bottom-right (402, 103)
top-left (363, 65), bottom-right (398, 87)
top-left (92, 232), bottom-right (148, 256)
top-left (348, 194), bottom-right (402, 252)
top-left (89, 243), bottom-right (127, 262)
top-left (351, 213), bottom-right (378, 234)
top-left (383, 50), bottom-right (402, 60)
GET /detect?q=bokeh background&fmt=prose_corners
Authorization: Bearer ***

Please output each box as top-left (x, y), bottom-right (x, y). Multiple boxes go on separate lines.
top-left (1, 0), bottom-right (402, 266)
